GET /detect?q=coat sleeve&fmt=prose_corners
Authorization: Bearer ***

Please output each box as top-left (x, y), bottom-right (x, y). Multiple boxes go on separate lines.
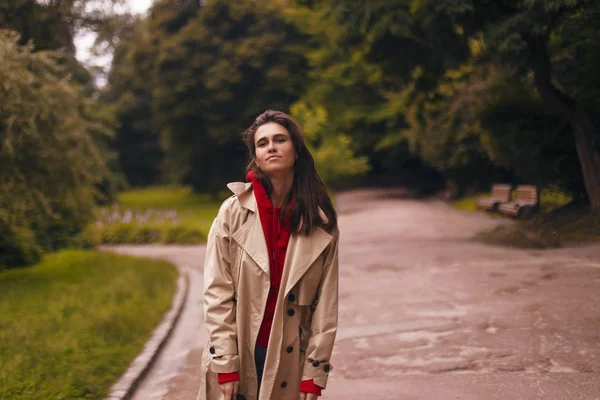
top-left (301, 230), bottom-right (339, 389)
top-left (204, 198), bottom-right (239, 373)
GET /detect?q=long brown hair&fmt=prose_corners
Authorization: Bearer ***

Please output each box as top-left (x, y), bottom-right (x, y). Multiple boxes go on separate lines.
top-left (242, 109), bottom-right (337, 235)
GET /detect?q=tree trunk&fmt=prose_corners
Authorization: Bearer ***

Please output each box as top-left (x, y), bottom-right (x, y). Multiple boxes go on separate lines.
top-left (525, 34), bottom-right (600, 208)
top-left (572, 112), bottom-right (600, 208)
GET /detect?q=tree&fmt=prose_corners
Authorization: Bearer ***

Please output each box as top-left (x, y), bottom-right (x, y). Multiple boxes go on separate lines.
top-left (105, 18), bottom-right (164, 186)
top-left (447, 0), bottom-right (600, 206)
top-left (479, 74), bottom-right (584, 195)
top-left (291, 103), bottom-right (369, 187)
top-left (150, 0), bottom-right (310, 193)
top-left (285, 0), bottom-right (472, 185)
top-left (0, 31), bottom-right (110, 267)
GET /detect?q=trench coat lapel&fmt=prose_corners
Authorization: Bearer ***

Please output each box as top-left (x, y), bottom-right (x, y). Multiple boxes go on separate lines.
top-left (227, 181), bottom-right (334, 289)
top-left (231, 213), bottom-right (270, 277)
top-left (228, 182), bottom-right (270, 277)
top-left (283, 226), bottom-right (333, 296)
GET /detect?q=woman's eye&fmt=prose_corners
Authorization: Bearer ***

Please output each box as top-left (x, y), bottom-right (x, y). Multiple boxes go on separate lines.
top-left (257, 142), bottom-right (266, 147)
top-left (277, 138), bottom-right (286, 143)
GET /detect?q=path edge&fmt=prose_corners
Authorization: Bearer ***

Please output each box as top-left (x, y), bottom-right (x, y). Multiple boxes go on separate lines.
top-left (105, 266), bottom-right (190, 400)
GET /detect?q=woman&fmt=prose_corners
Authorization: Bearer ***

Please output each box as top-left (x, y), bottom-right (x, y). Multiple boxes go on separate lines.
top-left (197, 110), bottom-right (339, 400)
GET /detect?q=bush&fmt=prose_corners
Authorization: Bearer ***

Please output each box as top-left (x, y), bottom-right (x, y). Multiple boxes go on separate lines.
top-left (0, 31), bottom-right (112, 268)
top-left (0, 224), bottom-right (41, 269)
top-left (165, 226), bottom-right (206, 244)
top-left (74, 203), bottom-right (208, 246)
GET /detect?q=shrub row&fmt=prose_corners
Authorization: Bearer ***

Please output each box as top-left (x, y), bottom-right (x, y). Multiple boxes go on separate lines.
top-left (75, 223), bottom-right (206, 247)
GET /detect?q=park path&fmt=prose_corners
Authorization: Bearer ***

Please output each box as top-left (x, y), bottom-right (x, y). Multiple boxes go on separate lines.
top-left (104, 188), bottom-right (600, 400)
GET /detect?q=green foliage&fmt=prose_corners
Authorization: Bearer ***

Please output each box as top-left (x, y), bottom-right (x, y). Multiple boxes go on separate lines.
top-left (105, 18), bottom-right (163, 187)
top-left (284, 0), bottom-right (396, 174)
top-left (539, 187), bottom-right (573, 213)
top-left (284, 0), bottom-right (474, 184)
top-left (0, 224), bottom-right (41, 269)
top-left (479, 76), bottom-right (584, 192)
top-left (149, 0), bottom-right (309, 192)
top-left (0, 249), bottom-right (177, 399)
top-left (291, 103), bottom-right (369, 187)
top-left (388, 60), bottom-right (511, 194)
top-left (466, 0), bottom-right (600, 204)
top-left (449, 194), bottom-right (482, 213)
top-left (0, 0), bottom-right (76, 54)
top-left (0, 31), bottom-right (110, 268)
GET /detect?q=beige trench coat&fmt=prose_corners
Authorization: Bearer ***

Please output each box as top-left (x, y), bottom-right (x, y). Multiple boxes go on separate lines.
top-left (196, 181), bottom-right (339, 400)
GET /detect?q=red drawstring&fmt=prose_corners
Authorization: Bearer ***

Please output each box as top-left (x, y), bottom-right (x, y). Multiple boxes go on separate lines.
top-left (272, 208), bottom-right (276, 262)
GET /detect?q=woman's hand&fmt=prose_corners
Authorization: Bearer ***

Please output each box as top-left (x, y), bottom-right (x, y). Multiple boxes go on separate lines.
top-left (299, 393), bottom-right (318, 400)
top-left (218, 380), bottom-right (239, 400)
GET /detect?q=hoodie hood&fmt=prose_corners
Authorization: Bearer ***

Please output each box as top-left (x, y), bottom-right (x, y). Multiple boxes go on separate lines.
top-left (246, 170), bottom-right (274, 210)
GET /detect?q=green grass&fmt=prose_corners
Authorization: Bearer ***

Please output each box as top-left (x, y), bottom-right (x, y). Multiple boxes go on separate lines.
top-left (450, 194), bottom-right (481, 213)
top-left (78, 186), bottom-right (226, 246)
top-left (0, 250), bottom-right (178, 399)
top-left (538, 189), bottom-right (573, 213)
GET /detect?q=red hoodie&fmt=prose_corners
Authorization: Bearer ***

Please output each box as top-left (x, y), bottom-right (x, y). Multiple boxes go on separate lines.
top-left (217, 171), bottom-right (322, 396)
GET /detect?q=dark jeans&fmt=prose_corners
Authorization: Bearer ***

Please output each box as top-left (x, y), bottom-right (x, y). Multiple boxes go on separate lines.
top-left (254, 346), bottom-right (267, 393)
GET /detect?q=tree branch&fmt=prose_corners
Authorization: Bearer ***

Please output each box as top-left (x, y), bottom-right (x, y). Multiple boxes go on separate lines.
top-left (544, 5), bottom-right (567, 40)
top-left (520, 32), bottom-right (577, 118)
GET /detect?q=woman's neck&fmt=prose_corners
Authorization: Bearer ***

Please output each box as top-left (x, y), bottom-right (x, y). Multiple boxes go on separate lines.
top-left (267, 172), bottom-right (293, 208)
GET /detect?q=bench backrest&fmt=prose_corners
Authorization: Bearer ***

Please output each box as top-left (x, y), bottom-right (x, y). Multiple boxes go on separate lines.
top-left (490, 184), bottom-right (512, 201)
top-left (515, 185), bottom-right (538, 203)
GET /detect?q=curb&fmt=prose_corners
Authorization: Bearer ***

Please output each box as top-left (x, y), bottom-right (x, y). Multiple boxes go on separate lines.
top-left (105, 266), bottom-right (190, 400)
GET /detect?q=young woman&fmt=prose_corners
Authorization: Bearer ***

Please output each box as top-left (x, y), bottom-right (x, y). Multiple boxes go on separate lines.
top-left (197, 110), bottom-right (339, 400)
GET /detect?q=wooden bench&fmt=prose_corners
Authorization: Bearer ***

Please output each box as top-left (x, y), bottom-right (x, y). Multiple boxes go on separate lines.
top-left (476, 184), bottom-right (512, 211)
top-left (498, 185), bottom-right (539, 219)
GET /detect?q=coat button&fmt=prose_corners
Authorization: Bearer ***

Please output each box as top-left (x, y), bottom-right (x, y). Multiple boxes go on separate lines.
top-left (312, 360), bottom-right (320, 367)
top-left (287, 309), bottom-right (295, 316)
top-left (288, 293), bottom-right (296, 302)
top-left (209, 347), bottom-right (215, 354)
top-left (324, 364), bottom-right (331, 372)
top-left (280, 381), bottom-right (288, 388)
top-left (286, 346), bottom-right (293, 353)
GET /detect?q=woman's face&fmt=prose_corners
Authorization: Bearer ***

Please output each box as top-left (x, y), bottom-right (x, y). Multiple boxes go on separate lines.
top-left (254, 122), bottom-right (296, 177)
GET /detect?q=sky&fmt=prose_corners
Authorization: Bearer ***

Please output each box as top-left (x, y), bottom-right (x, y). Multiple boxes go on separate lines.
top-left (74, 0), bottom-right (154, 81)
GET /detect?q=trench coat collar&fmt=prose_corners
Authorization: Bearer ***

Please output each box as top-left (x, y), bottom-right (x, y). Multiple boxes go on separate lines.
top-left (227, 181), bottom-right (256, 212)
top-left (226, 181), bottom-right (333, 290)
top-left (226, 181), bottom-right (330, 223)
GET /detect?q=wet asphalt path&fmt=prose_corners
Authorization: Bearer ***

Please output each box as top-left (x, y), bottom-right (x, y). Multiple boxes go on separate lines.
top-left (104, 189), bottom-right (600, 400)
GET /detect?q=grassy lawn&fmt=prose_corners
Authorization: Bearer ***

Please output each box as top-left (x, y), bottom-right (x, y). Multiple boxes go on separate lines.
top-left (118, 185), bottom-right (224, 234)
top-left (79, 186), bottom-right (225, 246)
top-left (0, 250), bottom-right (178, 399)
top-left (449, 194), bottom-right (480, 213)
top-left (450, 188), bottom-right (600, 247)
top-left (78, 184), bottom-right (338, 246)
